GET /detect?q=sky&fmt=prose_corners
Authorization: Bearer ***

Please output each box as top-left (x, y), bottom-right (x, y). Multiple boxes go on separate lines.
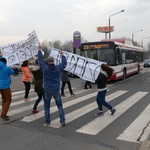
top-left (0, 0), bottom-right (150, 48)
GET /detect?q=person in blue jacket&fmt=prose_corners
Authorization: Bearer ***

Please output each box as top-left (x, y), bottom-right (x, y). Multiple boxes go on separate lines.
top-left (0, 57), bottom-right (14, 121)
top-left (38, 44), bottom-right (67, 126)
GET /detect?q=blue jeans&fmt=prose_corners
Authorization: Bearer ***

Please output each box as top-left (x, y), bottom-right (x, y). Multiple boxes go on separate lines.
top-left (96, 90), bottom-right (112, 111)
top-left (44, 89), bottom-right (65, 124)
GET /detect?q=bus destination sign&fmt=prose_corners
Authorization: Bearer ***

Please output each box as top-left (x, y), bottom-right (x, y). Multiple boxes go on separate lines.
top-left (83, 43), bottom-right (109, 50)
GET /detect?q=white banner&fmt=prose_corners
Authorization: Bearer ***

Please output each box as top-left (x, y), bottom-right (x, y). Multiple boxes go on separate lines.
top-left (50, 48), bottom-right (105, 82)
top-left (0, 30), bottom-right (39, 66)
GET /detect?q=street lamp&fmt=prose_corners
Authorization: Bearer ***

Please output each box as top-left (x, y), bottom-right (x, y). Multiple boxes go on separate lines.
top-left (132, 29), bottom-right (143, 44)
top-left (108, 10), bottom-right (124, 39)
top-left (142, 37), bottom-right (150, 47)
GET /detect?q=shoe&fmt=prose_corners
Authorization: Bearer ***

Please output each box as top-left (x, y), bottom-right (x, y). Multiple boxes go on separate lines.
top-left (95, 111), bottom-right (104, 117)
top-left (111, 108), bottom-right (116, 115)
top-left (61, 122), bottom-right (66, 126)
top-left (43, 123), bottom-right (50, 127)
top-left (32, 110), bottom-right (39, 114)
top-left (84, 87), bottom-right (88, 89)
top-left (71, 93), bottom-right (75, 96)
top-left (24, 98), bottom-right (29, 101)
top-left (1, 116), bottom-right (9, 121)
top-left (61, 95), bottom-right (66, 97)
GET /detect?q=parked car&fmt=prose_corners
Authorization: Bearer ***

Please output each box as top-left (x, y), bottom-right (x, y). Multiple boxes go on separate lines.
top-left (144, 59), bottom-right (150, 67)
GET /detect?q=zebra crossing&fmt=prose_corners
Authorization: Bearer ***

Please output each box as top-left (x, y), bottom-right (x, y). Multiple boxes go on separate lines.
top-left (0, 87), bottom-right (150, 143)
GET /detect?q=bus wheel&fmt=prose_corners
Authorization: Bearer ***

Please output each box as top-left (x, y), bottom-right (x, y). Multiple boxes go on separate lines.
top-left (122, 69), bottom-right (127, 79)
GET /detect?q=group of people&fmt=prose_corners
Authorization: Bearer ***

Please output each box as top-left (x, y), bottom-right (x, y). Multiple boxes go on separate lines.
top-left (0, 45), bottom-right (116, 125)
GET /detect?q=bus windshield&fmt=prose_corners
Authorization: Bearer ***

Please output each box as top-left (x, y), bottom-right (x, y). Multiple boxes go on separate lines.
top-left (80, 48), bottom-right (116, 65)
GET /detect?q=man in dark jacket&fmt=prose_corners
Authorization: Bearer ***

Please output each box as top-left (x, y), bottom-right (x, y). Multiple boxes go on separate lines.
top-left (38, 45), bottom-right (67, 126)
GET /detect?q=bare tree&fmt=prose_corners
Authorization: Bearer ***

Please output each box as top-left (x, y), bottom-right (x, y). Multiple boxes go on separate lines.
top-left (62, 40), bottom-right (73, 52)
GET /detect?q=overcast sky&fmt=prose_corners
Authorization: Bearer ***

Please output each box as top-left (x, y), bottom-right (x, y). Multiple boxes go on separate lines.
top-left (0, 0), bottom-right (150, 47)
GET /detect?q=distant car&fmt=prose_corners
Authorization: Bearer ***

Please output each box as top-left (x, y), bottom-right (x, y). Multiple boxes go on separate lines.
top-left (144, 59), bottom-right (150, 67)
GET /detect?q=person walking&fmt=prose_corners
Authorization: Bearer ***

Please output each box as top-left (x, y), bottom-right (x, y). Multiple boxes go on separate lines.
top-left (31, 59), bottom-right (44, 114)
top-left (0, 57), bottom-right (14, 121)
top-left (38, 45), bottom-right (67, 126)
top-left (95, 63), bottom-right (116, 116)
top-left (21, 60), bottom-right (34, 101)
top-left (13, 66), bottom-right (19, 76)
top-left (84, 80), bottom-right (92, 89)
top-left (61, 70), bottom-right (75, 97)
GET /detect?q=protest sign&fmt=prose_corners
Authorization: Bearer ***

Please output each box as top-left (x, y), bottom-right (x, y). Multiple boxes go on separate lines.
top-left (50, 48), bottom-right (105, 82)
top-left (0, 30), bottom-right (39, 66)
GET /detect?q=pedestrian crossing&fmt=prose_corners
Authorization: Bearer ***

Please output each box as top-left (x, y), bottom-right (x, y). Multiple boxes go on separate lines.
top-left (0, 88), bottom-right (150, 143)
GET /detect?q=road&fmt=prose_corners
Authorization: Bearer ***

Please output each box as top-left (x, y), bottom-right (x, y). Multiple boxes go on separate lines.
top-left (0, 68), bottom-right (150, 150)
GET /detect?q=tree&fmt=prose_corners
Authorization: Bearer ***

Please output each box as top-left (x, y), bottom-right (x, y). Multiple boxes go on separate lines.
top-left (62, 40), bottom-right (73, 52)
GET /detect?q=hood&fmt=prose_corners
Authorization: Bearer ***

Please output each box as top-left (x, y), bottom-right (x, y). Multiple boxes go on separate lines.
top-left (0, 62), bottom-right (5, 69)
top-left (48, 64), bottom-right (55, 70)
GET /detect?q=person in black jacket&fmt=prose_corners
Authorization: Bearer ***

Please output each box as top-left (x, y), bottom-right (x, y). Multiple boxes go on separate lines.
top-left (61, 70), bottom-right (75, 96)
top-left (31, 59), bottom-right (44, 114)
top-left (95, 64), bottom-right (116, 116)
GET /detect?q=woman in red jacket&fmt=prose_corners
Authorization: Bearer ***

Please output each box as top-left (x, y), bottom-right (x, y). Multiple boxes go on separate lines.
top-left (21, 60), bottom-right (33, 101)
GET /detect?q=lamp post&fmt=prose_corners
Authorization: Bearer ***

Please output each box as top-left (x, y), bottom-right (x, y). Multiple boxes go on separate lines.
top-left (108, 10), bottom-right (124, 39)
top-left (132, 29), bottom-right (143, 44)
top-left (142, 37), bottom-right (150, 47)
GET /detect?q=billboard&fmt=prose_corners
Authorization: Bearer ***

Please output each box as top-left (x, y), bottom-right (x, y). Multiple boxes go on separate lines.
top-left (97, 26), bottom-right (114, 33)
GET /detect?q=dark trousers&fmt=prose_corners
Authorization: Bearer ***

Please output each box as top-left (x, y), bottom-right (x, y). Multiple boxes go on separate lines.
top-left (85, 81), bottom-right (92, 89)
top-left (33, 93), bottom-right (44, 110)
top-left (61, 81), bottom-right (73, 95)
top-left (23, 81), bottom-right (30, 98)
top-left (0, 88), bottom-right (12, 117)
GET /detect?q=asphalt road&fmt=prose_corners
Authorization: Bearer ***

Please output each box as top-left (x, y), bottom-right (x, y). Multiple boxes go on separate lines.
top-left (1, 69), bottom-right (150, 150)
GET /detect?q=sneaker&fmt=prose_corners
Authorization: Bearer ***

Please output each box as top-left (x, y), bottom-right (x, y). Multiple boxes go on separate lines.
top-left (71, 93), bottom-right (75, 96)
top-left (111, 108), bottom-right (116, 115)
top-left (43, 123), bottom-right (50, 127)
top-left (61, 122), bottom-right (66, 126)
top-left (1, 116), bottom-right (9, 121)
top-left (95, 111), bottom-right (104, 116)
top-left (32, 110), bottom-right (39, 114)
top-left (24, 98), bottom-right (29, 101)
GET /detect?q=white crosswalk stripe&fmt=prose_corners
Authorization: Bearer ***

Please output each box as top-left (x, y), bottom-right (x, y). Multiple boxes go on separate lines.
top-left (50, 90), bottom-right (127, 128)
top-left (117, 102), bottom-right (150, 142)
top-left (22, 90), bottom-right (98, 122)
top-left (0, 88), bottom-right (149, 143)
top-left (76, 92), bottom-right (148, 135)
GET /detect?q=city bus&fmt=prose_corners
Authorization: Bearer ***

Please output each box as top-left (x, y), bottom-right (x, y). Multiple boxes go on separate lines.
top-left (80, 38), bottom-right (144, 80)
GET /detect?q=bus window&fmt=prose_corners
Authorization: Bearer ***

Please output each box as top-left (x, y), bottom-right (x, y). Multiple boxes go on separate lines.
top-left (98, 49), bottom-right (116, 65)
top-left (116, 48), bottom-right (122, 64)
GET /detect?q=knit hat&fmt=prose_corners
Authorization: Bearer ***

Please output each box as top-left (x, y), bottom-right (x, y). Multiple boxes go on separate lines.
top-left (46, 56), bottom-right (54, 63)
top-left (0, 57), bottom-right (7, 64)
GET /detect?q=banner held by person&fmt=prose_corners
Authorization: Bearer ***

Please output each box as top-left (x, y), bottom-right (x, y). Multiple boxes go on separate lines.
top-left (0, 30), bottom-right (39, 66)
top-left (50, 48), bottom-right (105, 82)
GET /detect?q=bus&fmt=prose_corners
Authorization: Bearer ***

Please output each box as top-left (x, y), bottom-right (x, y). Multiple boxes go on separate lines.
top-left (80, 38), bottom-right (144, 80)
